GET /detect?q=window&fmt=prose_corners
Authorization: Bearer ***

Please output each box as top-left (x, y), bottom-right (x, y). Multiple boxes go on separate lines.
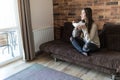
top-left (0, 0), bottom-right (17, 29)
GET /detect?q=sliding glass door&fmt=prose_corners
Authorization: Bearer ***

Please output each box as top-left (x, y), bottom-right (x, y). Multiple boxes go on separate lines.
top-left (0, 0), bottom-right (23, 66)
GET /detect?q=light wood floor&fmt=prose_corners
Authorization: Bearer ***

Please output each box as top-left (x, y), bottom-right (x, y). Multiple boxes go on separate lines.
top-left (0, 53), bottom-right (112, 80)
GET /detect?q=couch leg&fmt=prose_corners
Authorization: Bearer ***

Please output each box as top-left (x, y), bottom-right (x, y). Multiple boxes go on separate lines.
top-left (112, 74), bottom-right (120, 80)
top-left (54, 57), bottom-right (57, 62)
top-left (112, 75), bottom-right (115, 80)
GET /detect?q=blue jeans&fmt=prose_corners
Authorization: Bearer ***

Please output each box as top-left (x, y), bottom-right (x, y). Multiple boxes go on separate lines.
top-left (70, 37), bottom-right (99, 53)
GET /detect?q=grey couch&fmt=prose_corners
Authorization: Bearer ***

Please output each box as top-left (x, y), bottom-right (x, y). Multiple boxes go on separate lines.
top-left (40, 22), bottom-right (120, 80)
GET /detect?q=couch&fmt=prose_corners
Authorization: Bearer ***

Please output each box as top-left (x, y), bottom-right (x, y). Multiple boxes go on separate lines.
top-left (39, 22), bottom-right (120, 80)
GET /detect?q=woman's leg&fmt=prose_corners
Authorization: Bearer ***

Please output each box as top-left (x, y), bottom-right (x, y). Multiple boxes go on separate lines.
top-left (83, 42), bottom-right (99, 53)
top-left (70, 37), bottom-right (88, 56)
top-left (72, 28), bottom-right (81, 38)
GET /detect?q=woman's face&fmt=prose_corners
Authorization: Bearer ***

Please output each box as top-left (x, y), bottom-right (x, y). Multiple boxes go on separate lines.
top-left (80, 9), bottom-right (86, 20)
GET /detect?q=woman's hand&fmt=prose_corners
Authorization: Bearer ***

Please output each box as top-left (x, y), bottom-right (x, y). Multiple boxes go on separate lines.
top-left (81, 25), bottom-right (87, 30)
top-left (77, 25), bottom-right (86, 30)
top-left (77, 25), bottom-right (82, 30)
top-left (72, 21), bottom-right (75, 23)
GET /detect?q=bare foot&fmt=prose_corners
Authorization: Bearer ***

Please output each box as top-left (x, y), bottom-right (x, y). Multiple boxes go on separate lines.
top-left (81, 52), bottom-right (88, 56)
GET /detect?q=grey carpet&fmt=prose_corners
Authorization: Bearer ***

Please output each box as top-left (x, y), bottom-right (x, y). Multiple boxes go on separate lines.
top-left (4, 63), bottom-right (82, 80)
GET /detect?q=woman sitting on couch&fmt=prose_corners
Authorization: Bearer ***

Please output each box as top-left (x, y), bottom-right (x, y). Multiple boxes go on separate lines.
top-left (70, 7), bottom-right (100, 56)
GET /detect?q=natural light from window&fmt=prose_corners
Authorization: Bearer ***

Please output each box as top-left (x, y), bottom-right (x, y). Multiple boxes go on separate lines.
top-left (0, 0), bottom-right (17, 29)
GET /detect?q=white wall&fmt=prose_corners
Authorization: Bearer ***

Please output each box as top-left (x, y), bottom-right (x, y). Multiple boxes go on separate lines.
top-left (30, 0), bottom-right (53, 30)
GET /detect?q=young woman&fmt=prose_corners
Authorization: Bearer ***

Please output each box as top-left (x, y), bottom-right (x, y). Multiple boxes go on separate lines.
top-left (70, 7), bottom-right (100, 56)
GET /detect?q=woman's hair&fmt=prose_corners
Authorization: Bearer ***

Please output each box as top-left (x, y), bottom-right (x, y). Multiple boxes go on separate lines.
top-left (83, 7), bottom-right (94, 33)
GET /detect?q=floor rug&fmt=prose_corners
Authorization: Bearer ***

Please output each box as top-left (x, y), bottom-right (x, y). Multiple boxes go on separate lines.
top-left (5, 63), bottom-right (82, 80)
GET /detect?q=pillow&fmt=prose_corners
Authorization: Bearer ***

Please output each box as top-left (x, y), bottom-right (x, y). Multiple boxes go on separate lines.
top-left (103, 23), bottom-right (120, 51)
top-left (61, 22), bottom-right (74, 42)
top-left (106, 34), bottom-right (120, 51)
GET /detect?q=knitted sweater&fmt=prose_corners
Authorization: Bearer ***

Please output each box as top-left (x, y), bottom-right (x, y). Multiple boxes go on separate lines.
top-left (73, 22), bottom-right (100, 47)
top-left (82, 23), bottom-right (100, 48)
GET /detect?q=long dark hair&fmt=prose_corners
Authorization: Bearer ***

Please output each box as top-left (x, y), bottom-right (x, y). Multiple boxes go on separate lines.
top-left (83, 7), bottom-right (94, 33)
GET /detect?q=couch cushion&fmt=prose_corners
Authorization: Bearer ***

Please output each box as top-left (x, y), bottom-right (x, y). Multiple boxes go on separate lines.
top-left (53, 46), bottom-right (120, 70)
top-left (40, 40), bottom-right (120, 70)
top-left (80, 50), bottom-right (120, 70)
top-left (40, 40), bottom-right (62, 53)
top-left (61, 22), bottom-right (74, 43)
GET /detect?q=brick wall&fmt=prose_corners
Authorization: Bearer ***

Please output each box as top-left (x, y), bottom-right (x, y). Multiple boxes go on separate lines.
top-left (53, 0), bottom-right (120, 39)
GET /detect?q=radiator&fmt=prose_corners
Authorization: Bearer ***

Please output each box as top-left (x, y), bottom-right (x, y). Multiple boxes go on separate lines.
top-left (33, 27), bottom-right (54, 52)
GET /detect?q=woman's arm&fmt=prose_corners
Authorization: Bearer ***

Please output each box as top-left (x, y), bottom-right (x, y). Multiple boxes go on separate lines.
top-left (81, 23), bottom-right (98, 43)
top-left (89, 23), bottom-right (98, 40)
top-left (72, 21), bottom-right (85, 28)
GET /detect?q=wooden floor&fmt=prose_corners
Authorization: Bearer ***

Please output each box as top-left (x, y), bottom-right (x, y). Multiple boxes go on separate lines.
top-left (0, 53), bottom-right (112, 80)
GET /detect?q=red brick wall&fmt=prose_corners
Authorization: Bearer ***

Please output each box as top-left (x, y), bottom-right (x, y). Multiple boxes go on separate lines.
top-left (53, 0), bottom-right (120, 39)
